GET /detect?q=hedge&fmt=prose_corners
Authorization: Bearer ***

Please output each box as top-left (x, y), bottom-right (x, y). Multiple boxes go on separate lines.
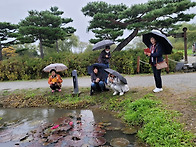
top-left (0, 50), bottom-right (183, 81)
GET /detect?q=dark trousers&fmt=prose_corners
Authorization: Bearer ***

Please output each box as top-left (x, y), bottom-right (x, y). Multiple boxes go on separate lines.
top-left (91, 81), bottom-right (105, 91)
top-left (152, 66), bottom-right (162, 88)
top-left (50, 83), bottom-right (61, 90)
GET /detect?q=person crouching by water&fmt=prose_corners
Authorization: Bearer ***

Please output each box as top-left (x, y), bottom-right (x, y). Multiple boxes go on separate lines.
top-left (90, 66), bottom-right (105, 95)
top-left (48, 69), bottom-right (63, 93)
top-left (144, 36), bottom-right (163, 93)
top-left (107, 74), bottom-right (129, 96)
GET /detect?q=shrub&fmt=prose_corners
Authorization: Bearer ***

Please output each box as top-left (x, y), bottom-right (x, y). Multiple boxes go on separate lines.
top-left (0, 50), bottom-right (181, 81)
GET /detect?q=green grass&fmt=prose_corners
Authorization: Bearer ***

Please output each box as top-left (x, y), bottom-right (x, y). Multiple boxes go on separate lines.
top-left (124, 98), bottom-right (193, 146)
top-left (173, 49), bottom-right (193, 56)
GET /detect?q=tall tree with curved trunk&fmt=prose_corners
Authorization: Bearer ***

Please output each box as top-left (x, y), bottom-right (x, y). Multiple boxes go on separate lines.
top-left (82, 0), bottom-right (196, 52)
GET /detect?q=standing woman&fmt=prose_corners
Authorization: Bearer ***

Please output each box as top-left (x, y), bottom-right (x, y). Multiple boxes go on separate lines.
top-left (144, 36), bottom-right (163, 93)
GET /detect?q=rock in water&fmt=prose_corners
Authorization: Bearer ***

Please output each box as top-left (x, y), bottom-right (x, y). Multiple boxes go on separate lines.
top-left (121, 127), bottom-right (137, 135)
top-left (110, 138), bottom-right (130, 147)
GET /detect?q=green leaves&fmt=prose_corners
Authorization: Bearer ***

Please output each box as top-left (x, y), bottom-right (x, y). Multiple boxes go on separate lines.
top-left (18, 6), bottom-right (76, 58)
top-left (123, 96), bottom-right (194, 146)
top-left (82, 0), bottom-right (196, 51)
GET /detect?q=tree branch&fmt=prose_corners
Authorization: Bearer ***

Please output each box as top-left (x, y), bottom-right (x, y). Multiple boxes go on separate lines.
top-left (113, 28), bottom-right (139, 52)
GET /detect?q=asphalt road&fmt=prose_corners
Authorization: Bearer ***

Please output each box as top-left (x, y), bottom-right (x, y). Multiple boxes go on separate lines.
top-left (0, 73), bottom-right (195, 93)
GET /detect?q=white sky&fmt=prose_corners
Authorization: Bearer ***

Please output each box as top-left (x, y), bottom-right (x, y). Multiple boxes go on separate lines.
top-left (0, 0), bottom-right (195, 42)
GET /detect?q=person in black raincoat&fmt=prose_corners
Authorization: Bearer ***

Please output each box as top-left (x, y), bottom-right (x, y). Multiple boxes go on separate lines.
top-left (90, 66), bottom-right (105, 95)
top-left (98, 45), bottom-right (111, 68)
top-left (144, 36), bottom-right (164, 93)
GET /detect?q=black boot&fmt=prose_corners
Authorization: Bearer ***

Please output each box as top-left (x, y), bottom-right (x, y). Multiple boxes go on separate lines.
top-left (90, 89), bottom-right (94, 96)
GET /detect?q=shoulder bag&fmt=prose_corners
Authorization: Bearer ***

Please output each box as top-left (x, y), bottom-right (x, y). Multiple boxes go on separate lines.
top-left (156, 58), bottom-right (168, 70)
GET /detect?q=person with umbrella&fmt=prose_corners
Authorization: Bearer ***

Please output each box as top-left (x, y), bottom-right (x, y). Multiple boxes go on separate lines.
top-left (143, 34), bottom-right (164, 93)
top-left (105, 69), bottom-right (129, 96)
top-left (90, 66), bottom-right (106, 95)
top-left (98, 45), bottom-right (111, 68)
top-left (48, 69), bottom-right (63, 93)
top-left (43, 63), bottom-right (67, 92)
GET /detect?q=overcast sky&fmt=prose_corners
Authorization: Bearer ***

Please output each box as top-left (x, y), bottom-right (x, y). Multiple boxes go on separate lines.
top-left (0, 0), bottom-right (195, 42)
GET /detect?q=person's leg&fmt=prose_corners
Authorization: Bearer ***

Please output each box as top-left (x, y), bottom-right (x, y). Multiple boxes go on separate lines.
top-left (152, 66), bottom-right (163, 92)
top-left (98, 81), bottom-right (105, 91)
top-left (106, 63), bottom-right (109, 68)
top-left (156, 69), bottom-right (162, 88)
top-left (111, 84), bottom-right (118, 95)
top-left (55, 83), bottom-right (61, 92)
top-left (152, 66), bottom-right (158, 88)
top-left (50, 84), bottom-right (56, 92)
top-left (91, 82), bottom-right (97, 91)
top-left (114, 85), bottom-right (124, 96)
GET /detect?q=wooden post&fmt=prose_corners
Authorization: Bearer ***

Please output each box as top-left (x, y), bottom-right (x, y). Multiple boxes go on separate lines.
top-left (183, 27), bottom-right (188, 63)
top-left (137, 56), bottom-right (140, 74)
top-left (165, 55), bottom-right (169, 73)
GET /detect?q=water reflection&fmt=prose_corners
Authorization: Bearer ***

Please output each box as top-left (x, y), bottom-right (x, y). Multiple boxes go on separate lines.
top-left (0, 108), bottom-right (136, 146)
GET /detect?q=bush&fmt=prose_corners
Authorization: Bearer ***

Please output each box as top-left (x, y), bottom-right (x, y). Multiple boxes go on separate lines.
top-left (123, 97), bottom-right (194, 147)
top-left (0, 50), bottom-right (182, 81)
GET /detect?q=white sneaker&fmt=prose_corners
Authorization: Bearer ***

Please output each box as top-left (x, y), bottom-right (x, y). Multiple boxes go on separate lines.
top-left (119, 92), bottom-right (124, 96)
top-left (153, 88), bottom-right (163, 93)
top-left (113, 91), bottom-right (118, 95)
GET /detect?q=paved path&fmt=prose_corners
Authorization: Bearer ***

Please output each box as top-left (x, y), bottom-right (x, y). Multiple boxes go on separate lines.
top-left (0, 73), bottom-right (195, 93)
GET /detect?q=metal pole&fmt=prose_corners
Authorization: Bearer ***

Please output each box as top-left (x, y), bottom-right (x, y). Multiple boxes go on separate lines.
top-left (137, 56), bottom-right (140, 74)
top-left (72, 70), bottom-right (79, 95)
top-left (183, 27), bottom-right (188, 63)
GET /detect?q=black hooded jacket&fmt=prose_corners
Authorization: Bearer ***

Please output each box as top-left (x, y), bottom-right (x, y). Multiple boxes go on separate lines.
top-left (98, 50), bottom-right (111, 64)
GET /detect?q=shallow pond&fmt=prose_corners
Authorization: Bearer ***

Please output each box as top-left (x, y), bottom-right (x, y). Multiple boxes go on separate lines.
top-left (0, 108), bottom-right (136, 147)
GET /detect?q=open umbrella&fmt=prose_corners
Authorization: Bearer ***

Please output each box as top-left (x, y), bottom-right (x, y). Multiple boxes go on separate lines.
top-left (87, 63), bottom-right (108, 80)
top-left (43, 63), bottom-right (68, 72)
top-left (104, 68), bottom-right (127, 84)
top-left (92, 40), bottom-right (114, 51)
top-left (142, 31), bottom-right (173, 54)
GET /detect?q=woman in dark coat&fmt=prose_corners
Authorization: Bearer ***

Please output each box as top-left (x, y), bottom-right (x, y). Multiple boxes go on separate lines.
top-left (90, 66), bottom-right (105, 95)
top-left (98, 45), bottom-right (111, 68)
top-left (144, 36), bottom-right (163, 93)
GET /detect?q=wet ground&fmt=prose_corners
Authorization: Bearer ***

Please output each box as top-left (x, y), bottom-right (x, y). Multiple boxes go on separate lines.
top-left (0, 108), bottom-right (136, 147)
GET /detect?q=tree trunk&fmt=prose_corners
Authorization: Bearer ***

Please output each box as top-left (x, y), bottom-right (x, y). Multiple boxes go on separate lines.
top-left (39, 38), bottom-right (44, 59)
top-left (56, 40), bottom-right (59, 53)
top-left (0, 41), bottom-right (2, 61)
top-left (113, 28), bottom-right (139, 52)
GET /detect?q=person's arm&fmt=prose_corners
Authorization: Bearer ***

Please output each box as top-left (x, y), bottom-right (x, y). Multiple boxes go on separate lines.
top-left (151, 44), bottom-right (163, 57)
top-left (113, 77), bottom-right (121, 84)
top-left (106, 52), bottom-right (111, 59)
top-left (48, 76), bottom-right (52, 85)
top-left (57, 75), bottom-right (63, 83)
top-left (91, 73), bottom-right (96, 82)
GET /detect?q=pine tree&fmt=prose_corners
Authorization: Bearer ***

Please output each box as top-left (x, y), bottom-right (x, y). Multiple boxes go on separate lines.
top-left (19, 7), bottom-right (76, 58)
top-left (0, 22), bottom-right (18, 61)
top-left (82, 0), bottom-right (196, 51)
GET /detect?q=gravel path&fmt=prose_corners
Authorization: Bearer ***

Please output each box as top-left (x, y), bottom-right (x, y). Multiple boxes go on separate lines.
top-left (0, 73), bottom-right (195, 93)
